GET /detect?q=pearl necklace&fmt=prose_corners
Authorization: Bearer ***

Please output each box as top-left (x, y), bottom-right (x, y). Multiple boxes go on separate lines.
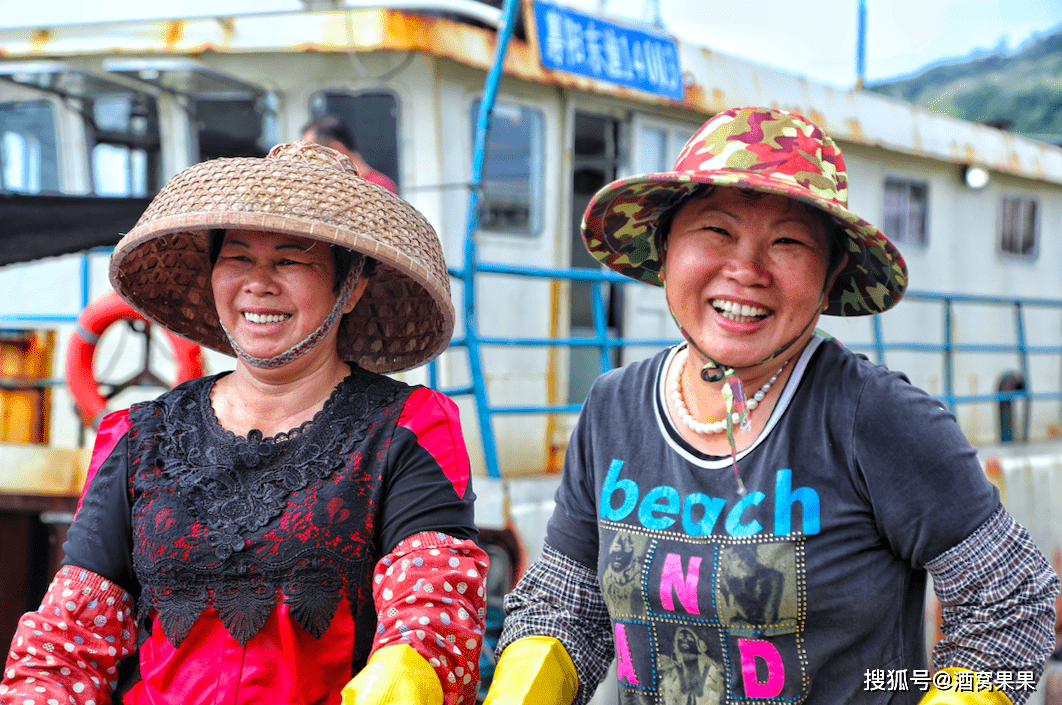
top-left (667, 347), bottom-right (788, 435)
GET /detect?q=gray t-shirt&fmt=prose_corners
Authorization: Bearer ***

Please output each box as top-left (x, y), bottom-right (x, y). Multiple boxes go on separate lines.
top-left (545, 336), bottom-right (1001, 704)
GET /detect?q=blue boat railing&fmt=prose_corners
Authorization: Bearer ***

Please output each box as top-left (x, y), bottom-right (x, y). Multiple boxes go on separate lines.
top-left (1, 244), bottom-right (1060, 476)
top-left (848, 291), bottom-right (1062, 410)
top-left (1, 250), bottom-right (1060, 475)
top-left (431, 258), bottom-right (1062, 479)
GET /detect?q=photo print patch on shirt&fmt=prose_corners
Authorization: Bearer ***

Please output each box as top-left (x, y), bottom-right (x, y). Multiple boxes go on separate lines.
top-left (599, 524), bottom-right (805, 704)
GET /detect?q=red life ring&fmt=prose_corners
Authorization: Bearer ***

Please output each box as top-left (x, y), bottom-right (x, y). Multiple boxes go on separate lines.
top-left (65, 290), bottom-right (204, 428)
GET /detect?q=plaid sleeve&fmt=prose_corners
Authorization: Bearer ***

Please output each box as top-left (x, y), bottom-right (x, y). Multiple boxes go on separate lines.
top-left (927, 504), bottom-right (1060, 705)
top-left (497, 543), bottom-right (614, 705)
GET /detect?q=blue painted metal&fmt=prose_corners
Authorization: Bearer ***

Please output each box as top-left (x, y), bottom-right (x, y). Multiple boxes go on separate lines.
top-left (80, 251), bottom-right (91, 309)
top-left (871, 313), bottom-right (885, 365)
top-left (0, 314), bottom-right (79, 323)
top-left (454, 0), bottom-right (522, 480)
top-left (856, 0), bottom-right (867, 87)
top-left (448, 249), bottom-right (1062, 476)
top-left (0, 249), bottom-right (102, 326)
top-left (592, 282), bottom-right (611, 375)
top-left (3, 231), bottom-right (1059, 467)
top-left (944, 299), bottom-right (955, 412)
top-left (1014, 301), bottom-right (1032, 440)
top-left (2, 245), bottom-right (1061, 465)
top-left (1015, 302), bottom-right (1031, 392)
top-left (466, 335), bottom-right (678, 348)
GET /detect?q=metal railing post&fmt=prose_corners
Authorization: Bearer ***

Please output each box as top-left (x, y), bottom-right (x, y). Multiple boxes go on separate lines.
top-left (872, 314), bottom-right (885, 366)
top-left (592, 280), bottom-right (610, 375)
top-left (80, 252), bottom-right (91, 309)
top-left (1014, 301), bottom-right (1032, 440)
top-left (462, 0), bottom-right (520, 479)
top-left (943, 299), bottom-right (955, 413)
top-left (1014, 302), bottom-right (1031, 387)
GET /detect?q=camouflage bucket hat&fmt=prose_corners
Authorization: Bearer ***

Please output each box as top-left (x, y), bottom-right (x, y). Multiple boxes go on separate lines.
top-left (581, 106), bottom-right (908, 316)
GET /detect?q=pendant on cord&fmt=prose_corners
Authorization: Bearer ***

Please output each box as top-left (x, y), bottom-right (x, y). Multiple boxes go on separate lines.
top-left (720, 366), bottom-right (750, 496)
top-left (674, 323), bottom-right (750, 496)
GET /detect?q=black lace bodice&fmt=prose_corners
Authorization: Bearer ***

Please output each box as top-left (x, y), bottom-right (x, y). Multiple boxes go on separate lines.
top-left (126, 367), bottom-right (411, 647)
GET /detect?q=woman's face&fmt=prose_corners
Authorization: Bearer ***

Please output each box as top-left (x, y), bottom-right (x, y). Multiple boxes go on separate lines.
top-left (211, 230), bottom-right (360, 363)
top-left (662, 188), bottom-right (838, 371)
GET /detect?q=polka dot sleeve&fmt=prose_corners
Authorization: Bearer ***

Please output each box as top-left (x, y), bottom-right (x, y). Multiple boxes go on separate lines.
top-left (371, 531), bottom-right (488, 705)
top-left (2, 565), bottom-right (136, 704)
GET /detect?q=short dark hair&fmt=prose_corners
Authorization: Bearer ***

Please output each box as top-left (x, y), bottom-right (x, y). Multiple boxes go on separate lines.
top-left (302, 114), bottom-right (357, 153)
top-left (207, 229), bottom-right (377, 292)
top-left (653, 185), bottom-right (848, 291)
top-left (817, 211), bottom-right (849, 283)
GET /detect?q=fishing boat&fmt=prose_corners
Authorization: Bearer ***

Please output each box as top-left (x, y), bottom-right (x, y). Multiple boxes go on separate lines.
top-left (1, 1), bottom-right (1062, 701)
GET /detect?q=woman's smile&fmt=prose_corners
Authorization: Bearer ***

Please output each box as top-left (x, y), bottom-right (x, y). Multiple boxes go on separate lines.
top-left (241, 310), bottom-right (293, 325)
top-left (710, 298), bottom-right (772, 324)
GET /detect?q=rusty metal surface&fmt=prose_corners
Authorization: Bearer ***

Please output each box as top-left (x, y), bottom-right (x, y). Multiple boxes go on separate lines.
top-left (0, 445), bottom-right (89, 496)
top-left (1, 6), bottom-right (1061, 183)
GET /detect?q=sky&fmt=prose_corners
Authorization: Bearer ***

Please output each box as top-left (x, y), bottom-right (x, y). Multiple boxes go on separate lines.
top-left (0, 0), bottom-right (1060, 88)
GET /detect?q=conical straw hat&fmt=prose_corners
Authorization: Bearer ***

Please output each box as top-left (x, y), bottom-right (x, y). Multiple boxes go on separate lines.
top-left (110, 142), bottom-right (453, 373)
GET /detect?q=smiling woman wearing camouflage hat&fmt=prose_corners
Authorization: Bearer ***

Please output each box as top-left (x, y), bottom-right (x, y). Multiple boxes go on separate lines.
top-left (2, 142), bottom-right (485, 705)
top-left (483, 107), bottom-right (1058, 705)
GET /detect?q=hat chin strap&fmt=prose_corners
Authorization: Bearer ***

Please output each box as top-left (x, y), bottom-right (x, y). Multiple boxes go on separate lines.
top-left (221, 260), bottom-right (364, 370)
top-left (663, 278), bottom-right (824, 383)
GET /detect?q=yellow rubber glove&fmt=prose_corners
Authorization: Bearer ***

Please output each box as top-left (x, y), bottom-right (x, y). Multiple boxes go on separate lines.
top-left (482, 636), bottom-right (578, 705)
top-left (917, 667), bottom-right (1013, 704)
top-left (341, 644), bottom-right (444, 705)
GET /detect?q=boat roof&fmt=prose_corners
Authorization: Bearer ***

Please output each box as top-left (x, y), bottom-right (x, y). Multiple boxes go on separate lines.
top-left (2, 5), bottom-right (1061, 186)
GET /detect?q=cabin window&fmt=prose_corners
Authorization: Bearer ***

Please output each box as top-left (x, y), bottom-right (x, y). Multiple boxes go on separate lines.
top-left (101, 58), bottom-right (276, 165)
top-left (883, 178), bottom-right (929, 247)
top-left (998, 195), bottom-right (1039, 258)
top-left (472, 99), bottom-right (544, 236)
top-left (636, 123), bottom-right (694, 173)
top-left (310, 91), bottom-right (400, 190)
top-left (568, 112), bottom-right (622, 403)
top-left (0, 101), bottom-right (60, 194)
top-left (196, 97), bottom-right (275, 161)
top-left (89, 93), bottom-right (160, 197)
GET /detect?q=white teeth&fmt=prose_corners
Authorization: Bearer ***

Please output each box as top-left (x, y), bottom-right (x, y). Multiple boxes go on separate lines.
top-left (243, 312), bottom-right (291, 325)
top-left (711, 299), bottom-right (769, 323)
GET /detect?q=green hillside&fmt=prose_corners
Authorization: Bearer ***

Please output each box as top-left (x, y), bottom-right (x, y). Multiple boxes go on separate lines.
top-left (867, 26), bottom-right (1062, 140)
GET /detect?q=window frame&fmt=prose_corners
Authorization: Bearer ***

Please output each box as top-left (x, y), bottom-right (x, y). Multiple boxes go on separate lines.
top-left (0, 99), bottom-right (60, 194)
top-left (630, 113), bottom-right (698, 175)
top-left (309, 89), bottom-right (402, 191)
top-left (87, 91), bottom-right (161, 197)
top-left (882, 176), bottom-right (930, 249)
top-left (998, 194), bottom-right (1040, 260)
top-left (470, 97), bottom-right (546, 238)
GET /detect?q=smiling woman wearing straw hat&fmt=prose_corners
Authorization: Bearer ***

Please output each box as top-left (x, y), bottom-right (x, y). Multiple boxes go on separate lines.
top-left (1, 142), bottom-right (486, 705)
top-left (483, 107), bottom-right (1058, 705)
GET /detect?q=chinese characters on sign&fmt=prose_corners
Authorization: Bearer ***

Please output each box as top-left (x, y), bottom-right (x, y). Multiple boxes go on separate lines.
top-left (862, 669), bottom-right (1038, 693)
top-left (533, 0), bottom-right (683, 101)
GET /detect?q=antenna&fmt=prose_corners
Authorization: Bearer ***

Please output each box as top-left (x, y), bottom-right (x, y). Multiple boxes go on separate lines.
top-left (856, 0), bottom-right (867, 88)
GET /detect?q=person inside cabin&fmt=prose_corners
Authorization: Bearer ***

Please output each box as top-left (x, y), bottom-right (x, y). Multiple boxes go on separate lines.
top-left (481, 106), bottom-right (1060, 705)
top-left (1, 142), bottom-right (485, 705)
top-left (302, 114), bottom-right (399, 195)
